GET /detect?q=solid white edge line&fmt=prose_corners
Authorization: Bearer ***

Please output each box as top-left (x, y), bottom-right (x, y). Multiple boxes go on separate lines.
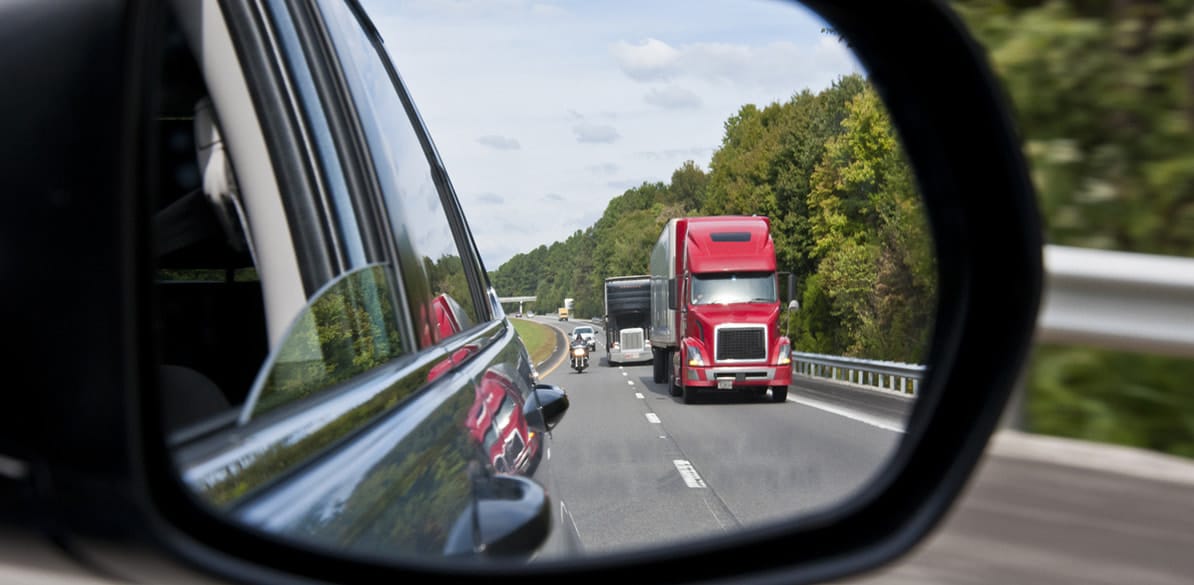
top-left (787, 395), bottom-right (906, 434)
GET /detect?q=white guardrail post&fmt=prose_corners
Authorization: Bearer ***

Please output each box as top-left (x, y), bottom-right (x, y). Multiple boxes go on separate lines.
top-left (791, 352), bottom-right (926, 396)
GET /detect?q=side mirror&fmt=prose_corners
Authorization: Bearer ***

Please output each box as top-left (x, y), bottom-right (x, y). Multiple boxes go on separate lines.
top-left (531, 383), bottom-right (569, 430)
top-left (667, 278), bottom-right (678, 311)
top-left (443, 474), bottom-right (550, 557)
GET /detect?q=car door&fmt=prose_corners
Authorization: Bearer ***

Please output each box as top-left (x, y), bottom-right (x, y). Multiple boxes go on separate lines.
top-left (162, 0), bottom-right (554, 561)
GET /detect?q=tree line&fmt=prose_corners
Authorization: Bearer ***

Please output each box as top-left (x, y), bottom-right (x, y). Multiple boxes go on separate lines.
top-left (491, 73), bottom-right (936, 365)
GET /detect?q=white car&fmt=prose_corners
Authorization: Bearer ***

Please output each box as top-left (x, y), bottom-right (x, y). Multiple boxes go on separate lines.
top-left (572, 325), bottom-right (597, 351)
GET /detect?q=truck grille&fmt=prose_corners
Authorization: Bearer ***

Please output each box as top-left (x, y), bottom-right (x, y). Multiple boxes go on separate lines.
top-left (620, 329), bottom-right (645, 351)
top-left (716, 327), bottom-right (766, 361)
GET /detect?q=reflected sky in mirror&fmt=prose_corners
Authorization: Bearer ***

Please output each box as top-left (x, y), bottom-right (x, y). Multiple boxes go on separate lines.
top-left (364, 0), bottom-right (864, 269)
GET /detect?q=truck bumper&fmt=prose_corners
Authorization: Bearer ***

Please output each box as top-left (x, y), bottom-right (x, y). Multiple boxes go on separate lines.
top-left (609, 348), bottom-right (651, 364)
top-left (682, 364), bottom-right (793, 389)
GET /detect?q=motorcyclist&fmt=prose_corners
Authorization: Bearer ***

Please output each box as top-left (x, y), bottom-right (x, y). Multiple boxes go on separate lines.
top-left (572, 331), bottom-right (587, 349)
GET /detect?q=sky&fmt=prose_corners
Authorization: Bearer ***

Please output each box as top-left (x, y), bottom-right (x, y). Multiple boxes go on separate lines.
top-left (358, 0), bottom-right (863, 270)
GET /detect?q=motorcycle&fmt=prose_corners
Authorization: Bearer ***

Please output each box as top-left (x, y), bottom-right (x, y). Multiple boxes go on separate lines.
top-left (570, 341), bottom-right (590, 373)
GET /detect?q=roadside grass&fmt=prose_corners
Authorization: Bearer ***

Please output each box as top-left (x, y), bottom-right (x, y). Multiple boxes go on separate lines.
top-left (511, 318), bottom-right (557, 367)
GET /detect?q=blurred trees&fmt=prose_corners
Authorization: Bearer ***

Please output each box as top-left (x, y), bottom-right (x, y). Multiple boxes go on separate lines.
top-left (952, 0), bottom-right (1194, 456)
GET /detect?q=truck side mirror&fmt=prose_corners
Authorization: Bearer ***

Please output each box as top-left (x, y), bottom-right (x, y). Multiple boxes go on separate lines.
top-left (667, 278), bottom-right (677, 310)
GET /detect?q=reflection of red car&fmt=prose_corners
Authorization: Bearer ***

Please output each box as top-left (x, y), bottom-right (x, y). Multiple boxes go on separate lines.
top-left (426, 293), bottom-right (478, 383)
top-left (465, 369), bottom-right (541, 476)
top-left (433, 293), bottom-right (469, 341)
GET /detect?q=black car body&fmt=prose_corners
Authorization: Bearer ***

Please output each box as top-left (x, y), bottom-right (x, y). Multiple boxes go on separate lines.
top-left (2, 0), bottom-right (573, 570)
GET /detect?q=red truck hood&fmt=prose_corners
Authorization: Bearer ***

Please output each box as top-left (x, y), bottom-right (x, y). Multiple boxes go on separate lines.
top-left (688, 303), bottom-right (779, 352)
top-left (690, 302), bottom-right (779, 325)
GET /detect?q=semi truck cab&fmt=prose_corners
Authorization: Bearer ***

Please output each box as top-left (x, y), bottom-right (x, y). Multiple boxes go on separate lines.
top-left (650, 216), bottom-right (793, 403)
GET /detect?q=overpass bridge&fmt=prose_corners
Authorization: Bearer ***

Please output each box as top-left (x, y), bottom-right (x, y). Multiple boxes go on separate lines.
top-left (498, 295), bottom-right (536, 315)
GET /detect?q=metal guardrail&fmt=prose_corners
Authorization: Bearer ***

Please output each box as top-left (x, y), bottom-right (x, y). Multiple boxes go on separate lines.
top-left (791, 244), bottom-right (1194, 400)
top-left (791, 352), bottom-right (925, 396)
top-left (1038, 245), bottom-right (1194, 357)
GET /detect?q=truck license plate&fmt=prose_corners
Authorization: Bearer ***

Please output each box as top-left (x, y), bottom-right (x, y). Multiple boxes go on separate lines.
top-left (717, 380), bottom-right (733, 390)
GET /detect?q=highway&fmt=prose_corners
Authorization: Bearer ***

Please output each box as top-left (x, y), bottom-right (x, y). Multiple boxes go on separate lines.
top-left (531, 315), bottom-right (907, 556)
top-left (528, 316), bottom-right (1194, 584)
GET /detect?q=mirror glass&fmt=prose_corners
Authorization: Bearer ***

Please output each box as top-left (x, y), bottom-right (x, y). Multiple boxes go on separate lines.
top-left (367, 0), bottom-right (935, 561)
top-left (154, 0), bottom-right (935, 568)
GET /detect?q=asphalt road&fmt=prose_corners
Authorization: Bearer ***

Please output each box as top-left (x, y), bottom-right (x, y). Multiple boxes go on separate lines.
top-left (835, 439), bottom-right (1194, 585)
top-left (529, 316), bottom-right (1194, 584)
top-left (533, 316), bottom-right (904, 556)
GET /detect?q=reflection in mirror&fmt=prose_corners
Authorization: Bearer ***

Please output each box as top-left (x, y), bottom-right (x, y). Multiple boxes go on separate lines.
top-left (156, 0), bottom-right (938, 569)
top-left (242, 265), bottom-right (405, 422)
top-left (369, 0), bottom-right (936, 560)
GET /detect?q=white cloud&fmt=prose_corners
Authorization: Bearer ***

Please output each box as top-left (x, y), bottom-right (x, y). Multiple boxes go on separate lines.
top-left (644, 85), bottom-right (702, 109)
top-left (475, 192), bottom-right (505, 205)
top-left (573, 123), bottom-right (621, 144)
top-left (477, 135), bottom-right (521, 150)
top-left (610, 38), bottom-right (682, 81)
top-left (611, 37), bottom-right (858, 91)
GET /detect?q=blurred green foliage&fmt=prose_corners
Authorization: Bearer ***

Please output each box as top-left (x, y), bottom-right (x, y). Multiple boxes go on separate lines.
top-left (952, 0), bottom-right (1194, 457)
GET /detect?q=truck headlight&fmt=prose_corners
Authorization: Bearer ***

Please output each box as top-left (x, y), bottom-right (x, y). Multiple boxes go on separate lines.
top-left (686, 345), bottom-right (704, 367)
top-left (778, 343), bottom-right (791, 365)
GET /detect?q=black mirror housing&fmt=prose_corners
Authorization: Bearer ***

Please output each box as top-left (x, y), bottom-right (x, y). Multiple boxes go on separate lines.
top-left (532, 383), bottom-right (569, 431)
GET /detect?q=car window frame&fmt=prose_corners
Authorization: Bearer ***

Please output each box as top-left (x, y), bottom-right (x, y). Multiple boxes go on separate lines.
top-left (308, 0), bottom-right (496, 339)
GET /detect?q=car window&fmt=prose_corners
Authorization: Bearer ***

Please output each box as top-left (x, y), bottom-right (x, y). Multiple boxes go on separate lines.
top-left (317, 0), bottom-right (483, 349)
top-left (265, 0), bottom-right (368, 271)
top-left (243, 264), bottom-right (405, 420)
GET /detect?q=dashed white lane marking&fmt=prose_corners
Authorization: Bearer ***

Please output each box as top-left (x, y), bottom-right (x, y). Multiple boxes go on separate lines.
top-left (645, 413), bottom-right (661, 423)
top-left (627, 380), bottom-right (635, 386)
top-left (622, 371), bottom-right (628, 376)
top-left (673, 460), bottom-right (706, 488)
top-left (635, 392), bottom-right (644, 399)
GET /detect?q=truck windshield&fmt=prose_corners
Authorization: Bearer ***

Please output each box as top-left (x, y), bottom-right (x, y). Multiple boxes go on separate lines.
top-left (690, 273), bottom-right (776, 305)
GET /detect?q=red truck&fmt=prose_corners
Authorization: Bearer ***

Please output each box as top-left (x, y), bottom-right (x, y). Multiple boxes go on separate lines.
top-left (648, 216), bottom-right (793, 403)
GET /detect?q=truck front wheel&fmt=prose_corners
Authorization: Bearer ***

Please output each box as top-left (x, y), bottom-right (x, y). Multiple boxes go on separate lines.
top-left (771, 385), bottom-right (788, 403)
